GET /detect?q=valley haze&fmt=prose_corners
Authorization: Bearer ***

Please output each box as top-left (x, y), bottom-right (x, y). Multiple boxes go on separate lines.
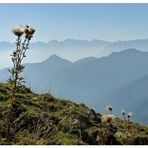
top-left (1, 38), bottom-right (148, 68)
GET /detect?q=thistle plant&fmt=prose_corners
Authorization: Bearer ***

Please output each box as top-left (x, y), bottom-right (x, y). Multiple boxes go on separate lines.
top-left (6, 24), bottom-right (35, 140)
top-left (106, 105), bottom-right (113, 115)
top-left (127, 112), bottom-right (132, 121)
top-left (122, 110), bottom-right (126, 120)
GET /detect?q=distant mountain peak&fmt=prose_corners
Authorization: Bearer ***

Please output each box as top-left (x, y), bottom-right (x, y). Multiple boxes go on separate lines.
top-left (74, 57), bottom-right (97, 64)
top-left (110, 48), bottom-right (142, 56)
top-left (48, 40), bottom-right (59, 44)
top-left (49, 54), bottom-right (60, 59)
top-left (120, 48), bottom-right (139, 52)
top-left (43, 54), bottom-right (72, 64)
top-left (44, 54), bottom-right (63, 62)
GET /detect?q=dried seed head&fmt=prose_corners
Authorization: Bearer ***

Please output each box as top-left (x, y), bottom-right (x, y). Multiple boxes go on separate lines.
top-left (26, 24), bottom-right (30, 28)
top-left (101, 115), bottom-right (116, 123)
top-left (127, 112), bottom-right (132, 117)
top-left (29, 27), bottom-right (35, 35)
top-left (12, 26), bottom-right (24, 37)
top-left (122, 110), bottom-right (126, 116)
top-left (24, 26), bottom-right (35, 40)
top-left (106, 105), bottom-right (112, 111)
top-left (24, 28), bottom-right (30, 34)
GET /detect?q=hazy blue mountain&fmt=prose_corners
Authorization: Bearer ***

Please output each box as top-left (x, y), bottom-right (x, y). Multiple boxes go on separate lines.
top-left (0, 41), bottom-right (14, 50)
top-left (1, 38), bottom-right (148, 68)
top-left (109, 39), bottom-right (148, 51)
top-left (23, 55), bottom-right (72, 92)
top-left (74, 57), bottom-right (97, 64)
top-left (0, 55), bottom-right (72, 92)
top-left (101, 39), bottom-right (148, 56)
top-left (1, 48), bottom-right (148, 100)
top-left (48, 49), bottom-right (148, 103)
top-left (0, 39), bottom-right (109, 68)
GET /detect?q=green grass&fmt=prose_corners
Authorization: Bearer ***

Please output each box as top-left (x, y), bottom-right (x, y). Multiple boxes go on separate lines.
top-left (0, 83), bottom-right (148, 145)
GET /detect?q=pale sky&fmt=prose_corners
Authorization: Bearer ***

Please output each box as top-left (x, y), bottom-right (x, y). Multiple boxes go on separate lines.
top-left (0, 4), bottom-right (148, 42)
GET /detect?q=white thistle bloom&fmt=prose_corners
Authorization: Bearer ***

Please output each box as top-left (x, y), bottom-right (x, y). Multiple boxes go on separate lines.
top-left (122, 110), bottom-right (126, 115)
top-left (106, 105), bottom-right (112, 111)
top-left (29, 26), bottom-right (35, 35)
top-left (127, 112), bottom-right (132, 117)
top-left (12, 26), bottom-right (24, 37)
top-left (101, 114), bottom-right (116, 123)
top-left (24, 25), bottom-right (35, 40)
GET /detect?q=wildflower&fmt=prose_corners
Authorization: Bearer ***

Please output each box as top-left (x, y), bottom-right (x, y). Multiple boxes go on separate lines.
top-left (127, 112), bottom-right (132, 121)
top-left (24, 25), bottom-right (35, 40)
top-left (12, 26), bottom-right (24, 37)
top-left (6, 24), bottom-right (35, 140)
top-left (106, 105), bottom-right (113, 114)
top-left (122, 110), bottom-right (126, 120)
top-left (29, 27), bottom-right (35, 35)
top-left (101, 114), bottom-right (116, 123)
top-left (24, 27), bottom-right (29, 34)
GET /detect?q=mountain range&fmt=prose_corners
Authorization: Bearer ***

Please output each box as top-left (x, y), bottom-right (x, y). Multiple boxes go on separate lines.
top-left (1, 38), bottom-right (148, 68)
top-left (0, 48), bottom-right (148, 124)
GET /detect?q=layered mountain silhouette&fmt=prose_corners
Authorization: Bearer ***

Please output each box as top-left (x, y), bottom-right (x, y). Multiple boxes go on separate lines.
top-left (1, 38), bottom-right (148, 68)
top-left (0, 48), bottom-right (148, 124)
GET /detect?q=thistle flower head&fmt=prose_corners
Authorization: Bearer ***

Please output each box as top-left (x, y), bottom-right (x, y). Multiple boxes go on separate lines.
top-left (101, 114), bottom-right (116, 123)
top-left (106, 105), bottom-right (112, 111)
top-left (26, 24), bottom-right (30, 28)
top-left (12, 26), bottom-right (24, 37)
top-left (122, 110), bottom-right (126, 116)
top-left (127, 112), bottom-right (132, 117)
top-left (24, 25), bottom-right (35, 40)
top-left (29, 27), bottom-right (35, 35)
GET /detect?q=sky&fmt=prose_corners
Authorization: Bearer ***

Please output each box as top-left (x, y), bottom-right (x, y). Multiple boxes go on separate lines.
top-left (0, 3), bottom-right (148, 42)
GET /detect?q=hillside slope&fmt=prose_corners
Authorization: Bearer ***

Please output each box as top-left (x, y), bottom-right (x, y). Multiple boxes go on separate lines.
top-left (0, 83), bottom-right (148, 145)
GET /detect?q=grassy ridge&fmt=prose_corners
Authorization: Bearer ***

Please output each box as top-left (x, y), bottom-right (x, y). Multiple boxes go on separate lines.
top-left (0, 83), bottom-right (148, 145)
